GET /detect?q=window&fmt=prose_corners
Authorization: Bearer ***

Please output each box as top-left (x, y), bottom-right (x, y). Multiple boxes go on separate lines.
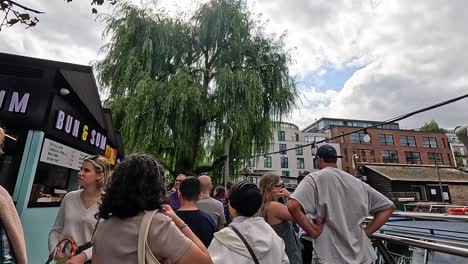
top-left (428, 152), bottom-right (443, 165)
top-left (264, 156), bottom-right (272, 168)
top-left (247, 158), bottom-right (256, 167)
top-left (278, 131), bottom-right (285, 141)
top-left (281, 157), bottom-right (288, 168)
top-left (294, 133), bottom-right (299, 142)
top-left (382, 150), bottom-right (399, 163)
top-left (353, 149), bottom-right (376, 162)
top-left (405, 152), bottom-right (421, 164)
top-left (296, 145), bottom-right (303, 155)
top-left (378, 134), bottom-right (394, 145)
top-left (313, 159), bottom-right (318, 169)
top-left (279, 144), bottom-right (287, 155)
top-left (282, 171), bottom-right (290, 177)
top-left (400, 136), bottom-right (416, 147)
top-left (297, 158), bottom-right (305, 169)
top-left (0, 129), bottom-right (27, 196)
top-left (423, 137), bottom-right (438, 148)
top-left (350, 133), bottom-right (370, 144)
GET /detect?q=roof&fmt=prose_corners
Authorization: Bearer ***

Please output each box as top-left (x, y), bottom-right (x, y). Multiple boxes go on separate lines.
top-left (60, 69), bottom-right (105, 128)
top-left (364, 165), bottom-right (468, 183)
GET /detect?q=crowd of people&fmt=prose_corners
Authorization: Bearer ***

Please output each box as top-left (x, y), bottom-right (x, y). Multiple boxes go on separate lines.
top-left (0, 127), bottom-right (396, 264)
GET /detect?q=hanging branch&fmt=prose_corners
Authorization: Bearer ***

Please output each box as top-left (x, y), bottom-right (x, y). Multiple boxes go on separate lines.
top-left (0, 0), bottom-right (42, 30)
top-left (0, 0), bottom-right (117, 30)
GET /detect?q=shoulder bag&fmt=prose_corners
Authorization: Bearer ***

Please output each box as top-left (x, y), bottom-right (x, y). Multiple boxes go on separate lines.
top-left (138, 210), bottom-right (161, 264)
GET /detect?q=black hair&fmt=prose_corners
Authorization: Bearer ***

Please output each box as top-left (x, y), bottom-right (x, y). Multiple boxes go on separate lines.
top-left (323, 157), bottom-right (337, 163)
top-left (226, 182), bottom-right (233, 191)
top-left (98, 154), bottom-right (164, 219)
top-left (179, 176), bottom-right (201, 201)
top-left (229, 181), bottom-right (262, 217)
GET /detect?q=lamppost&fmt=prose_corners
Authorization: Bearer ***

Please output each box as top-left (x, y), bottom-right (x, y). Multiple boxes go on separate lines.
top-left (223, 124), bottom-right (233, 189)
top-left (435, 161), bottom-right (445, 205)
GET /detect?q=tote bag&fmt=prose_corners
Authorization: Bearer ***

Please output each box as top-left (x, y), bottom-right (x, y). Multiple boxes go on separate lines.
top-left (138, 210), bottom-right (161, 264)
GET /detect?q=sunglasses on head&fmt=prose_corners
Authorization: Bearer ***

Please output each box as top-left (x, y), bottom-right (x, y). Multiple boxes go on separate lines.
top-left (275, 183), bottom-right (285, 188)
top-left (84, 155), bottom-right (100, 161)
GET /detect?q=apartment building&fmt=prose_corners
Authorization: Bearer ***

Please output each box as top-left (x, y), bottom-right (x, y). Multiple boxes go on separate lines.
top-left (244, 122), bottom-right (342, 187)
top-left (303, 118), bottom-right (453, 175)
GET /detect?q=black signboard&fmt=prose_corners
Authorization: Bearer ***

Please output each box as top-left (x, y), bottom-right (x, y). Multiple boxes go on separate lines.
top-left (0, 75), bottom-right (50, 129)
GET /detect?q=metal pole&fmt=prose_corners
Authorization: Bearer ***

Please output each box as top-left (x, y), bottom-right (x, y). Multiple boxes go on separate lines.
top-left (223, 124), bottom-right (233, 189)
top-left (436, 162), bottom-right (445, 204)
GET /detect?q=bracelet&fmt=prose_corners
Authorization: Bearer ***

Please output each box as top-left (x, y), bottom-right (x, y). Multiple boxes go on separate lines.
top-left (178, 223), bottom-right (188, 230)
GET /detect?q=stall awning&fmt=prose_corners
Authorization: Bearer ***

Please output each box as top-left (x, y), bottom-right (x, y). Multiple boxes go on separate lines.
top-left (364, 165), bottom-right (468, 183)
top-left (59, 69), bottom-right (105, 128)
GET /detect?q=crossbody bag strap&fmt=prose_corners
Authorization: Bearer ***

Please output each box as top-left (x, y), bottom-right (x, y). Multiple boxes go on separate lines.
top-left (138, 210), bottom-right (160, 264)
top-left (229, 226), bottom-right (260, 264)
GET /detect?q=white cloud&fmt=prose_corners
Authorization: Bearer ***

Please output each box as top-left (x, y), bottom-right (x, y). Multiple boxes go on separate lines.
top-left (1, 0), bottom-right (467, 131)
top-left (253, 0), bottom-right (468, 130)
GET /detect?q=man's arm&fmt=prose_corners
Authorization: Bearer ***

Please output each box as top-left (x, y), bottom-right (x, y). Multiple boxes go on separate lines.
top-left (364, 205), bottom-right (395, 236)
top-left (287, 199), bottom-right (324, 238)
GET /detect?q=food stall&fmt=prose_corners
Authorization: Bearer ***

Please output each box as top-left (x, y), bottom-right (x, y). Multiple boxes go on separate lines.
top-left (0, 52), bottom-right (124, 262)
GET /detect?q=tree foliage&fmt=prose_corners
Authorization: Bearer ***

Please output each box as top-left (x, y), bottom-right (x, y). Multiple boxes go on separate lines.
top-left (420, 120), bottom-right (446, 133)
top-left (97, 0), bottom-right (297, 179)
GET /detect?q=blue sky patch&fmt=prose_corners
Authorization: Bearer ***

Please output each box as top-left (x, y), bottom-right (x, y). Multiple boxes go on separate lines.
top-left (298, 65), bottom-right (363, 91)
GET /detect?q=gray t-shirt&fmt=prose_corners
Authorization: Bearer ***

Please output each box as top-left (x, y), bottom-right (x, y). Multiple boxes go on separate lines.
top-left (93, 212), bottom-right (192, 264)
top-left (291, 167), bottom-right (393, 264)
top-left (197, 196), bottom-right (226, 227)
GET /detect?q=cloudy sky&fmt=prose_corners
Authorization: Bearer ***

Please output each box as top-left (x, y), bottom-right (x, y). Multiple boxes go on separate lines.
top-left (1, 0), bottom-right (467, 130)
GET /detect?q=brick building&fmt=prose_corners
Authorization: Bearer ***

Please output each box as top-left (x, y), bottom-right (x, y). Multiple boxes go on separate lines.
top-left (330, 126), bottom-right (453, 175)
top-left (303, 117), bottom-right (453, 175)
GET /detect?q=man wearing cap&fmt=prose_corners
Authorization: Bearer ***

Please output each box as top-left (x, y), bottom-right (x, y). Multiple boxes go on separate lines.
top-left (288, 144), bottom-right (395, 264)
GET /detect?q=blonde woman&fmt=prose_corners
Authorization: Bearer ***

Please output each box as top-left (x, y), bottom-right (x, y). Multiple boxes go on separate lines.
top-left (0, 128), bottom-right (27, 264)
top-left (258, 173), bottom-right (303, 264)
top-left (49, 155), bottom-right (111, 264)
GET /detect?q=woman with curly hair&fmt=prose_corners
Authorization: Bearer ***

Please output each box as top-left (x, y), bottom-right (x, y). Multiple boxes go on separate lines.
top-left (258, 173), bottom-right (302, 264)
top-left (49, 154), bottom-right (111, 264)
top-left (92, 154), bottom-right (212, 264)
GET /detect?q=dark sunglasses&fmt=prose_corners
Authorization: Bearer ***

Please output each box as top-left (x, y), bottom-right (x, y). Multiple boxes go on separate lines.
top-left (275, 183), bottom-right (285, 188)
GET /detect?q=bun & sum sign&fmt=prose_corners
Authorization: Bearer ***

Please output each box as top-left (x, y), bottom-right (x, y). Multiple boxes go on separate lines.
top-left (54, 110), bottom-right (118, 165)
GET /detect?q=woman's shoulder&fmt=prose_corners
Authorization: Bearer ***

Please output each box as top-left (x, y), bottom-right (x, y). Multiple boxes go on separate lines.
top-left (268, 201), bottom-right (286, 210)
top-left (62, 190), bottom-right (81, 202)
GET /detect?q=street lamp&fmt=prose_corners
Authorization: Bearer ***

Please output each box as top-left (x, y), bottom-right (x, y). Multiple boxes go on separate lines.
top-left (223, 124), bottom-right (233, 189)
top-left (435, 161), bottom-right (445, 205)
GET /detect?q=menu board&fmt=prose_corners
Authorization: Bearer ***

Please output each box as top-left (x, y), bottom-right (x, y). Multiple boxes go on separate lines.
top-left (40, 138), bottom-right (90, 170)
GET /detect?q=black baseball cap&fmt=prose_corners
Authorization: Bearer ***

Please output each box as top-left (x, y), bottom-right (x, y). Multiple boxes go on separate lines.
top-left (315, 144), bottom-right (343, 160)
top-left (229, 181), bottom-right (262, 217)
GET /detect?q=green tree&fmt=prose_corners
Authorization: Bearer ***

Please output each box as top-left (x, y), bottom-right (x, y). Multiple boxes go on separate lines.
top-left (420, 120), bottom-right (446, 132)
top-left (97, 0), bottom-right (297, 178)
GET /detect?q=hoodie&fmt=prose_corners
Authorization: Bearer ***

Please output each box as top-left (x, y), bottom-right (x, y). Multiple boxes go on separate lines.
top-left (208, 216), bottom-right (289, 264)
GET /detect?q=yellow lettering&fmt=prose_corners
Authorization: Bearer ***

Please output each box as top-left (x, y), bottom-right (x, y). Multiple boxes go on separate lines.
top-left (82, 125), bottom-right (89, 141)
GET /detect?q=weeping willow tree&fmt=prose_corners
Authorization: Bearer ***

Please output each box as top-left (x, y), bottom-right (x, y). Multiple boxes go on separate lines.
top-left (97, 0), bottom-right (297, 179)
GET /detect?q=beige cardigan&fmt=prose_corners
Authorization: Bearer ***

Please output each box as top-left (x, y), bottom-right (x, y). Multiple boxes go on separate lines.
top-left (0, 186), bottom-right (27, 264)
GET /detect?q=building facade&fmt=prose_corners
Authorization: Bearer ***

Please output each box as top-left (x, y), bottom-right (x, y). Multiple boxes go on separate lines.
top-left (330, 126), bottom-right (453, 175)
top-left (303, 117), bottom-right (453, 175)
top-left (447, 133), bottom-right (468, 170)
top-left (246, 122), bottom-right (342, 188)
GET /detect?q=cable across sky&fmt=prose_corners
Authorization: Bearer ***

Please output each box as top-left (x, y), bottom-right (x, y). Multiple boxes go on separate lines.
top-left (235, 92), bottom-right (468, 160)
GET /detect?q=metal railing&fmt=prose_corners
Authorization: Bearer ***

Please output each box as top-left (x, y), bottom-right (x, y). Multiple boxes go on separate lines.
top-left (370, 212), bottom-right (468, 264)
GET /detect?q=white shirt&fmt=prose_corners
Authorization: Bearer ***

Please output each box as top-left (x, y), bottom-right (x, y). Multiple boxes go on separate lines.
top-left (208, 216), bottom-right (289, 264)
top-left (48, 190), bottom-right (100, 261)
